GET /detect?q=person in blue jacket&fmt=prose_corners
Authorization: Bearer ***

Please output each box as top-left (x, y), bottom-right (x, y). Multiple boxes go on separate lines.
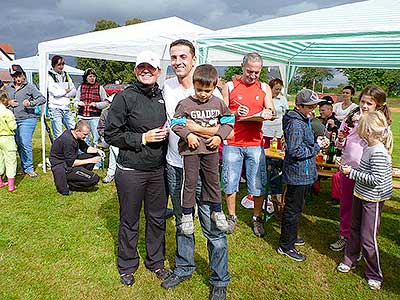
top-left (277, 88), bottom-right (329, 262)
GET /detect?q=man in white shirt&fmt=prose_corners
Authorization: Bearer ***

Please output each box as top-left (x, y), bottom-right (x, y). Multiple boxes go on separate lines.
top-left (47, 55), bottom-right (76, 139)
top-left (161, 39), bottom-right (230, 300)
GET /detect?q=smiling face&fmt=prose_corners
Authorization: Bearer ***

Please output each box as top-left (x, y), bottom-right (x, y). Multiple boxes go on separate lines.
top-left (134, 63), bottom-right (160, 86)
top-left (319, 104), bottom-right (333, 119)
top-left (297, 104), bottom-right (317, 118)
top-left (169, 45), bottom-right (196, 80)
top-left (241, 60), bottom-right (262, 85)
top-left (359, 95), bottom-right (377, 115)
top-left (342, 88), bottom-right (353, 102)
top-left (53, 58), bottom-right (65, 74)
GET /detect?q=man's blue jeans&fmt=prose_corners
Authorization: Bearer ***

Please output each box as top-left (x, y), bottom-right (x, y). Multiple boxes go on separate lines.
top-left (15, 118), bottom-right (37, 173)
top-left (166, 163), bottom-right (230, 288)
top-left (48, 108), bottom-right (75, 140)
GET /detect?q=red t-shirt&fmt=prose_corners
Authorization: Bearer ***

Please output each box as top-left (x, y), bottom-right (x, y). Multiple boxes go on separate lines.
top-left (227, 79), bottom-right (266, 146)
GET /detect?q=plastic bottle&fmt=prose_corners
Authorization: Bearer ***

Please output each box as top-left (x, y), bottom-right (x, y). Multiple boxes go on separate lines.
top-left (270, 131), bottom-right (278, 153)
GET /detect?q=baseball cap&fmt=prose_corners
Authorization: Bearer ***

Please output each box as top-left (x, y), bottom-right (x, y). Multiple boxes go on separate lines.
top-left (9, 64), bottom-right (25, 76)
top-left (135, 50), bottom-right (160, 69)
top-left (295, 88), bottom-right (323, 106)
top-left (318, 95), bottom-right (334, 106)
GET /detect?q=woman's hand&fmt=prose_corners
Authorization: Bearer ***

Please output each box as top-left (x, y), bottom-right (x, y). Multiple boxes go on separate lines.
top-left (22, 99), bottom-right (31, 107)
top-left (8, 99), bottom-right (19, 107)
top-left (144, 127), bottom-right (169, 143)
top-left (187, 133), bottom-right (200, 149)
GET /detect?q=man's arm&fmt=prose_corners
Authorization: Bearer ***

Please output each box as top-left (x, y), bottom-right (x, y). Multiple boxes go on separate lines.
top-left (72, 156), bottom-right (101, 167)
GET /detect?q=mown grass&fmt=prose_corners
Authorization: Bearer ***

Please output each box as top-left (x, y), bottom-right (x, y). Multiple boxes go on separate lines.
top-left (0, 113), bottom-right (399, 300)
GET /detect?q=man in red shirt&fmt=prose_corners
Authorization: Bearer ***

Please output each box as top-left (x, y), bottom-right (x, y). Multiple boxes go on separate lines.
top-left (221, 52), bottom-right (275, 237)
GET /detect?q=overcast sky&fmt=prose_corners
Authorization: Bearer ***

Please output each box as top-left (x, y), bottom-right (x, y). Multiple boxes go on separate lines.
top-left (2, 0), bottom-right (362, 60)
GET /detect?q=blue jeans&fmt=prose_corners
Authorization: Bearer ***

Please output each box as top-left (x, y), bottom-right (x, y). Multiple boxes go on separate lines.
top-left (15, 118), bottom-right (37, 173)
top-left (78, 117), bottom-right (100, 147)
top-left (166, 163), bottom-right (230, 287)
top-left (48, 108), bottom-right (75, 140)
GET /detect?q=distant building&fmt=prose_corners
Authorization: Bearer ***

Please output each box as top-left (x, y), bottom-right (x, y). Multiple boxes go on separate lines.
top-left (0, 43), bottom-right (15, 83)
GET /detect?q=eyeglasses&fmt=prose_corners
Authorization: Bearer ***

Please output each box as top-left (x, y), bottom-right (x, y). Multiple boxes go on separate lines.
top-left (57, 62), bottom-right (65, 66)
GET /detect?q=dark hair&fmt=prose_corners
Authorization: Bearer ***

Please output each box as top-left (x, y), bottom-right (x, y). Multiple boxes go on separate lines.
top-left (343, 85), bottom-right (355, 95)
top-left (83, 68), bottom-right (97, 83)
top-left (268, 78), bottom-right (283, 89)
top-left (170, 39), bottom-right (195, 56)
top-left (51, 55), bottom-right (64, 68)
top-left (345, 85), bottom-right (391, 127)
top-left (192, 64), bottom-right (218, 87)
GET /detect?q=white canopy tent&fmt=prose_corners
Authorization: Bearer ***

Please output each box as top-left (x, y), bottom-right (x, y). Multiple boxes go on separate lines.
top-left (37, 16), bottom-right (216, 172)
top-left (0, 56), bottom-right (83, 83)
top-left (197, 0), bottom-right (400, 88)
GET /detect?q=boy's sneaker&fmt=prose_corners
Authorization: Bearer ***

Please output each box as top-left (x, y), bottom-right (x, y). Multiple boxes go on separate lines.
top-left (337, 262), bottom-right (355, 273)
top-left (368, 279), bottom-right (381, 290)
top-left (277, 247), bottom-right (306, 262)
top-left (295, 237), bottom-right (305, 246)
top-left (211, 211), bottom-right (229, 232)
top-left (181, 214), bottom-right (194, 235)
top-left (120, 273), bottom-right (135, 286)
top-left (153, 268), bottom-right (171, 280)
top-left (252, 216), bottom-right (265, 237)
top-left (226, 215), bottom-right (237, 234)
top-left (330, 236), bottom-right (347, 251)
top-left (210, 286), bottom-right (227, 300)
top-left (102, 174), bottom-right (114, 183)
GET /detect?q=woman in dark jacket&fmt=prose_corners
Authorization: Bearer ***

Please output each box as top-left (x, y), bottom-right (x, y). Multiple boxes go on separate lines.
top-left (104, 51), bottom-right (170, 286)
top-left (5, 64), bottom-right (46, 177)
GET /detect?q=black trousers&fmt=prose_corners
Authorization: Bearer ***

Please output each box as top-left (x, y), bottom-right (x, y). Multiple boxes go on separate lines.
top-left (51, 153), bottom-right (100, 195)
top-left (279, 184), bottom-right (309, 250)
top-left (115, 166), bottom-right (168, 275)
top-left (182, 153), bottom-right (221, 209)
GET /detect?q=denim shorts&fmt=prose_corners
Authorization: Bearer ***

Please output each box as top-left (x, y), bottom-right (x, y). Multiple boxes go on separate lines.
top-left (222, 145), bottom-right (266, 196)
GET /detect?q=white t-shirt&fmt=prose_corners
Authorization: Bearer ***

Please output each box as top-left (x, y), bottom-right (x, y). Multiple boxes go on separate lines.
top-left (262, 95), bottom-right (288, 138)
top-left (333, 102), bottom-right (358, 122)
top-left (163, 77), bottom-right (223, 168)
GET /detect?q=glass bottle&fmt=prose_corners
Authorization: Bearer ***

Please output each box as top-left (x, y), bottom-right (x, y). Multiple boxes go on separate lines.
top-left (270, 131), bottom-right (278, 153)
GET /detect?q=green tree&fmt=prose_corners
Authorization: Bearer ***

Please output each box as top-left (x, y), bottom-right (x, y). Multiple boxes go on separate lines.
top-left (341, 68), bottom-right (400, 96)
top-left (75, 18), bottom-right (144, 86)
top-left (222, 66), bottom-right (269, 82)
top-left (296, 67), bottom-right (334, 90)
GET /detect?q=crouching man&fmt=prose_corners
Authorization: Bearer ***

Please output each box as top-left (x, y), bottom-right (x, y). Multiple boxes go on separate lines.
top-left (49, 120), bottom-right (103, 195)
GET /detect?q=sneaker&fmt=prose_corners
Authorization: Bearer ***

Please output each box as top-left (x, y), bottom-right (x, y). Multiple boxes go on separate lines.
top-left (120, 273), bottom-right (135, 286)
top-left (337, 262), bottom-right (355, 273)
top-left (61, 191), bottom-right (73, 196)
top-left (161, 273), bottom-right (191, 289)
top-left (295, 237), bottom-right (305, 246)
top-left (153, 268), bottom-right (171, 280)
top-left (210, 286), bottom-right (227, 300)
top-left (102, 174), bottom-right (114, 183)
top-left (211, 211), bottom-right (229, 232)
top-left (252, 216), bottom-right (265, 237)
top-left (368, 279), bottom-right (381, 290)
top-left (226, 215), bottom-right (237, 234)
top-left (26, 171), bottom-right (37, 178)
top-left (181, 214), bottom-right (194, 235)
top-left (330, 236), bottom-right (347, 252)
top-left (277, 247), bottom-right (306, 262)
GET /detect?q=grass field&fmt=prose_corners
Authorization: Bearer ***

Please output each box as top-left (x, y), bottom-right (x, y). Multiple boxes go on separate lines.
top-left (0, 113), bottom-right (399, 300)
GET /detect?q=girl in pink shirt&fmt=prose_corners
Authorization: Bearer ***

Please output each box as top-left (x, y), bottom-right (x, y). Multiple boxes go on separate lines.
top-left (329, 85), bottom-right (392, 252)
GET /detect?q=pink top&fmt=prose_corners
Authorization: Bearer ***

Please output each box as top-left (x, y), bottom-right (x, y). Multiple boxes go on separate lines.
top-left (336, 114), bottom-right (367, 168)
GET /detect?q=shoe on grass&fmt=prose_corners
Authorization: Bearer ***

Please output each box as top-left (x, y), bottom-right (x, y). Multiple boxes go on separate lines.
top-left (102, 174), bottom-right (114, 183)
top-left (161, 273), bottom-right (191, 289)
top-left (252, 216), bottom-right (265, 237)
top-left (337, 262), bottom-right (355, 273)
top-left (120, 273), bottom-right (135, 286)
top-left (330, 236), bottom-right (346, 251)
top-left (368, 279), bottom-right (381, 290)
top-left (210, 286), bottom-right (227, 300)
top-left (277, 247), bottom-right (306, 262)
top-left (26, 171), bottom-right (37, 178)
top-left (211, 211), bottom-right (229, 232)
top-left (226, 215), bottom-right (237, 234)
top-left (181, 214), bottom-right (194, 235)
top-left (295, 237), bottom-right (305, 246)
top-left (153, 268), bottom-right (171, 280)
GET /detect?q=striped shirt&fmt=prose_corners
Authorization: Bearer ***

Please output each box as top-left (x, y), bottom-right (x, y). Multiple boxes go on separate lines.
top-left (349, 143), bottom-right (392, 202)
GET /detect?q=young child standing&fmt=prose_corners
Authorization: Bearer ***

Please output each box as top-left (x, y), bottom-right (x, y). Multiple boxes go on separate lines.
top-left (0, 92), bottom-right (18, 192)
top-left (171, 64), bottom-right (234, 235)
top-left (337, 111), bottom-right (393, 290)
